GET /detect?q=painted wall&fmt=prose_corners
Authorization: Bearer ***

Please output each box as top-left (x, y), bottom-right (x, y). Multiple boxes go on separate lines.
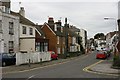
top-left (19, 24), bottom-right (35, 52)
top-left (20, 39), bottom-right (35, 52)
top-left (20, 24), bottom-right (35, 38)
top-left (1, 13), bottom-right (19, 53)
top-left (80, 29), bottom-right (86, 49)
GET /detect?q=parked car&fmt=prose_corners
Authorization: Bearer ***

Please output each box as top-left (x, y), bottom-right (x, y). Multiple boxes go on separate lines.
top-left (96, 51), bottom-right (107, 59)
top-left (0, 53), bottom-right (16, 67)
top-left (48, 51), bottom-right (58, 60)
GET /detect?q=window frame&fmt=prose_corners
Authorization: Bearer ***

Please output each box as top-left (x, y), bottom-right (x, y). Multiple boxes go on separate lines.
top-left (9, 22), bottom-right (14, 35)
top-left (9, 41), bottom-right (14, 53)
top-left (22, 26), bottom-right (27, 34)
top-left (57, 36), bottom-right (59, 44)
top-left (29, 27), bottom-right (33, 35)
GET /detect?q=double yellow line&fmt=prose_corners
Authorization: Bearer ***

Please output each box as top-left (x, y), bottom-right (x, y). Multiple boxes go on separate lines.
top-left (83, 60), bottom-right (119, 76)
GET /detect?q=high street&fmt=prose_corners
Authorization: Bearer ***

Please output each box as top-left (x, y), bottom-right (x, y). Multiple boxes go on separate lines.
top-left (2, 51), bottom-right (118, 79)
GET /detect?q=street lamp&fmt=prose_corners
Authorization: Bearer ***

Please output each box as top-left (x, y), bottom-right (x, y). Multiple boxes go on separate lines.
top-left (104, 17), bottom-right (120, 67)
top-left (104, 17), bottom-right (118, 48)
top-left (104, 17), bottom-right (118, 31)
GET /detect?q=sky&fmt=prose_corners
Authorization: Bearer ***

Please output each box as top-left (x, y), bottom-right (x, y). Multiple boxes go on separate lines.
top-left (11, 0), bottom-right (119, 39)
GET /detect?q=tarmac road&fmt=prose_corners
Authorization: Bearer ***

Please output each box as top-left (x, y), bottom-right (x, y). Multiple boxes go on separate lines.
top-left (2, 51), bottom-right (119, 80)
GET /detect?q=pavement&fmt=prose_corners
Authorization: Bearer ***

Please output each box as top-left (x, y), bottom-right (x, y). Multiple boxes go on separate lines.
top-left (2, 54), bottom-right (85, 74)
top-left (88, 59), bottom-right (120, 75)
top-left (2, 53), bottom-right (120, 76)
top-left (85, 55), bottom-right (120, 76)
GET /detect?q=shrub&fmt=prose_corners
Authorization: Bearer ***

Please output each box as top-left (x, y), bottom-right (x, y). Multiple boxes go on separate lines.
top-left (113, 55), bottom-right (120, 67)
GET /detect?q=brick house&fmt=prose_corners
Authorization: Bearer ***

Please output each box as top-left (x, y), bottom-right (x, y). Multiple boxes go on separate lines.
top-left (67, 28), bottom-right (80, 52)
top-left (41, 17), bottom-right (65, 57)
top-left (35, 25), bottom-right (49, 52)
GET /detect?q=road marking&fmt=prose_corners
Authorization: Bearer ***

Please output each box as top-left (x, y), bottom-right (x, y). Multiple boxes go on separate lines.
top-left (2, 54), bottom-right (89, 75)
top-left (26, 75), bottom-right (35, 80)
top-left (83, 60), bottom-right (119, 77)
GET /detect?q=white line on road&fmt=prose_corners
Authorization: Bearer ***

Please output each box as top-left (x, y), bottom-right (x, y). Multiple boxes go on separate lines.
top-left (26, 54), bottom-right (90, 80)
top-left (26, 75), bottom-right (35, 80)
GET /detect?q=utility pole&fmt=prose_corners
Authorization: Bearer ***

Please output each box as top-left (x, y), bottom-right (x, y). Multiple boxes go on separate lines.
top-left (64, 18), bottom-right (69, 58)
top-left (118, 20), bottom-right (120, 41)
top-left (117, 20), bottom-right (120, 59)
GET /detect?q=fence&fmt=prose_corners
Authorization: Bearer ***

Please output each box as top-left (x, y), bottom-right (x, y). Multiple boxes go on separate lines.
top-left (16, 52), bottom-right (51, 65)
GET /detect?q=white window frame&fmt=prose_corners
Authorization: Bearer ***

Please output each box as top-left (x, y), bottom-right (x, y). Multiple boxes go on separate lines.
top-left (9, 22), bottom-right (14, 35)
top-left (9, 41), bottom-right (14, 53)
top-left (57, 48), bottom-right (60, 54)
top-left (57, 36), bottom-right (59, 44)
top-left (22, 26), bottom-right (27, 34)
top-left (29, 27), bottom-right (33, 35)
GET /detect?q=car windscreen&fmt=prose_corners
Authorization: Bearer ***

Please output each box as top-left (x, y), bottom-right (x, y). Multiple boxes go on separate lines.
top-left (51, 52), bottom-right (55, 54)
top-left (2, 53), bottom-right (13, 58)
top-left (97, 52), bottom-right (105, 54)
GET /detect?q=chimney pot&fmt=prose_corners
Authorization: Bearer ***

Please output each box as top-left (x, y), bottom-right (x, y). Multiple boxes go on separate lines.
top-left (19, 7), bottom-right (25, 17)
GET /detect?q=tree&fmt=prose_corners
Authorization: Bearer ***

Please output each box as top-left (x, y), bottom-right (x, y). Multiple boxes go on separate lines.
top-left (78, 36), bottom-right (85, 54)
top-left (94, 33), bottom-right (105, 39)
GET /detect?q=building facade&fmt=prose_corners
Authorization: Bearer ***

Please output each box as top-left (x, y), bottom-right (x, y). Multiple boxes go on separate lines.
top-left (11, 7), bottom-right (36, 53)
top-left (35, 25), bottom-right (49, 52)
top-left (41, 17), bottom-right (65, 57)
top-left (80, 29), bottom-right (87, 49)
top-left (0, 0), bottom-right (19, 53)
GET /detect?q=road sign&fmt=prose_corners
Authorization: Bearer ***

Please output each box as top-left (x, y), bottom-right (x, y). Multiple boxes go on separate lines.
top-left (116, 41), bottom-right (120, 52)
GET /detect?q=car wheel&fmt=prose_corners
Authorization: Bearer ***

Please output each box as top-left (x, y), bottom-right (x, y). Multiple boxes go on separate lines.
top-left (2, 62), bottom-right (6, 67)
top-left (56, 57), bottom-right (58, 60)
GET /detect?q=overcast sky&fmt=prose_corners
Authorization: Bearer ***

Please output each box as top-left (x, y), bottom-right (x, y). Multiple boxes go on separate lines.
top-left (11, 0), bottom-right (119, 38)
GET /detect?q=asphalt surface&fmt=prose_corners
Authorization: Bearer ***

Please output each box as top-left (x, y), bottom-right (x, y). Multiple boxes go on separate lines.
top-left (2, 51), bottom-right (119, 79)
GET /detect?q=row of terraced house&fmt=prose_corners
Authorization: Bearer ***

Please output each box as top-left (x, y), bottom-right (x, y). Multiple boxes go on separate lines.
top-left (0, 0), bottom-right (87, 58)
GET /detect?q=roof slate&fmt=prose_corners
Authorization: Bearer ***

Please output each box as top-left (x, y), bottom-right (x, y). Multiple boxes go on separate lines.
top-left (10, 11), bottom-right (35, 26)
top-left (35, 25), bottom-right (45, 37)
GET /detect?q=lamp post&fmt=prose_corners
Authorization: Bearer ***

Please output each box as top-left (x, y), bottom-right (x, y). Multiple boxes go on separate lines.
top-left (104, 17), bottom-right (117, 31)
top-left (117, 19), bottom-right (120, 41)
top-left (104, 17), bottom-right (120, 67)
top-left (104, 17), bottom-right (118, 48)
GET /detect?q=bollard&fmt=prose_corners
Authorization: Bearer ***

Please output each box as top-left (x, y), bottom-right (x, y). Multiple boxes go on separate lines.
top-left (40, 58), bottom-right (42, 65)
top-left (28, 59), bottom-right (31, 67)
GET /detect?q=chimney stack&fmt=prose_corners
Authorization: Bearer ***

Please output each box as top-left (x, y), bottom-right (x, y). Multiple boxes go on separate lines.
top-left (48, 17), bottom-right (54, 24)
top-left (19, 7), bottom-right (25, 17)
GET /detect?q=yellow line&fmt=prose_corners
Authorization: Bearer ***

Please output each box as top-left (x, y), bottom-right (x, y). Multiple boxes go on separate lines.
top-left (2, 60), bottom-right (70, 75)
top-left (83, 60), bottom-right (119, 77)
top-left (2, 54), bottom-right (90, 75)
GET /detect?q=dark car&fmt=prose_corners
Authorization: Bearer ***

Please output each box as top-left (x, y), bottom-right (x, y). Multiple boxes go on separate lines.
top-left (96, 51), bottom-right (107, 59)
top-left (0, 53), bottom-right (16, 67)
